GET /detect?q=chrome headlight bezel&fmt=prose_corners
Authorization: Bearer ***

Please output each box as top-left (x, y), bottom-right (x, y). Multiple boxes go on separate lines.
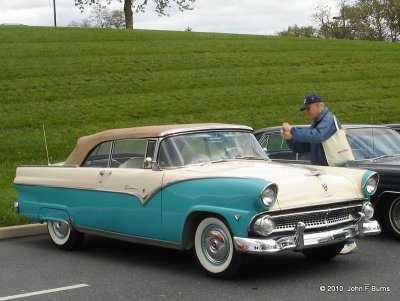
top-left (260, 183), bottom-right (278, 208)
top-left (362, 172), bottom-right (379, 196)
top-left (361, 201), bottom-right (374, 219)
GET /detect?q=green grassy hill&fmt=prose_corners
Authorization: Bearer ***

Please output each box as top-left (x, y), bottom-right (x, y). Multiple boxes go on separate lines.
top-left (1, 26), bottom-right (399, 226)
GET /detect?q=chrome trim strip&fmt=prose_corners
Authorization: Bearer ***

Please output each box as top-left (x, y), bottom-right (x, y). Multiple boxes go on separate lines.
top-left (14, 183), bottom-right (151, 207)
top-left (76, 226), bottom-right (182, 250)
top-left (15, 176), bottom-right (267, 208)
top-left (159, 126), bottom-right (253, 137)
top-left (268, 203), bottom-right (363, 219)
top-left (18, 165), bottom-right (78, 168)
top-left (234, 219), bottom-right (381, 254)
top-left (377, 190), bottom-right (400, 201)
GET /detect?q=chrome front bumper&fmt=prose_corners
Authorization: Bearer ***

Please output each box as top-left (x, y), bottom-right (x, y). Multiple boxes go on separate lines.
top-left (234, 217), bottom-right (381, 254)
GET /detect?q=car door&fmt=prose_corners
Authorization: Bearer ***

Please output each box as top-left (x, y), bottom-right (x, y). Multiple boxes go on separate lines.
top-left (77, 139), bottom-right (164, 239)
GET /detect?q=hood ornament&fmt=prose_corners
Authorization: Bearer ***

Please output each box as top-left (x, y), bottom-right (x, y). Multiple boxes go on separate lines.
top-left (304, 168), bottom-right (326, 177)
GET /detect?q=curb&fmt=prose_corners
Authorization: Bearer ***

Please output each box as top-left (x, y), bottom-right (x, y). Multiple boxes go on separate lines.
top-left (0, 223), bottom-right (47, 240)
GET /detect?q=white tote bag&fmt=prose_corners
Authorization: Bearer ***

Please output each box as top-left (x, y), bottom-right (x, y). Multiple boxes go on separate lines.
top-left (322, 116), bottom-right (354, 167)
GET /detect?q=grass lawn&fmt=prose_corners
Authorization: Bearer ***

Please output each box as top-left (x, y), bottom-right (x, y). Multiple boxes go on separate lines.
top-left (1, 26), bottom-right (399, 226)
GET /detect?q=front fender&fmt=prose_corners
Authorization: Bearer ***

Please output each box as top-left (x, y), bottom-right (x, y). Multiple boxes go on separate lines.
top-left (185, 205), bottom-right (253, 237)
top-left (161, 177), bottom-right (271, 245)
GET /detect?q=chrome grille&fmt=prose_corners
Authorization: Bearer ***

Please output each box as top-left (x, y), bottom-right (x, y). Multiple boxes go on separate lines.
top-left (271, 204), bottom-right (362, 233)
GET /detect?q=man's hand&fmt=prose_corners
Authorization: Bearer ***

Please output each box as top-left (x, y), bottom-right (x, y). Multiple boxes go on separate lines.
top-left (282, 122), bottom-right (292, 133)
top-left (281, 122), bottom-right (293, 140)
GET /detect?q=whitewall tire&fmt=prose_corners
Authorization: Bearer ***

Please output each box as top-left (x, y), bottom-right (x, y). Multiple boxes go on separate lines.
top-left (47, 220), bottom-right (84, 250)
top-left (194, 217), bottom-right (242, 279)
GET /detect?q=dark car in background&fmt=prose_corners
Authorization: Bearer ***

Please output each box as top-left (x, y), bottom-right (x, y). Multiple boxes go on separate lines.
top-left (254, 125), bottom-right (400, 240)
top-left (385, 124), bottom-right (400, 134)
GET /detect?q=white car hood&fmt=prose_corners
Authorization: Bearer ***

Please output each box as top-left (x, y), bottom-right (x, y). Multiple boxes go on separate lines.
top-left (163, 160), bottom-right (365, 211)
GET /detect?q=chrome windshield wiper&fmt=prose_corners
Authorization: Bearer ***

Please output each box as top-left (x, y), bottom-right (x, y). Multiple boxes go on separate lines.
top-left (235, 155), bottom-right (268, 160)
top-left (209, 159), bottom-right (233, 164)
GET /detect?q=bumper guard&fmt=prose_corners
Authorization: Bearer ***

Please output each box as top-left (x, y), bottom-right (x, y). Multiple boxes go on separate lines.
top-left (234, 217), bottom-right (380, 254)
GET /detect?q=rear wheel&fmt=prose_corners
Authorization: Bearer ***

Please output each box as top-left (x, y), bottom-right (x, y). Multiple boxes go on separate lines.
top-left (194, 217), bottom-right (243, 279)
top-left (47, 220), bottom-right (84, 250)
top-left (384, 196), bottom-right (400, 240)
top-left (301, 242), bottom-right (345, 260)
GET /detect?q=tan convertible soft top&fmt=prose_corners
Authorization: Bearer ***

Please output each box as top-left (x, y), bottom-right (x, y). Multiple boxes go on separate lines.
top-left (65, 123), bottom-right (252, 165)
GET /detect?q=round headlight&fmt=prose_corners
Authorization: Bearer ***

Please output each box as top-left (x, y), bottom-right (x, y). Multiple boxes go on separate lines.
top-left (365, 175), bottom-right (378, 194)
top-left (362, 201), bottom-right (374, 219)
top-left (260, 184), bottom-right (278, 207)
top-left (254, 216), bottom-right (275, 236)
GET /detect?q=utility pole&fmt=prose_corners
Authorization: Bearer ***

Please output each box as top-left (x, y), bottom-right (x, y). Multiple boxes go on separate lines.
top-left (334, 1), bottom-right (346, 39)
top-left (53, 0), bottom-right (57, 27)
top-left (333, 15), bottom-right (345, 39)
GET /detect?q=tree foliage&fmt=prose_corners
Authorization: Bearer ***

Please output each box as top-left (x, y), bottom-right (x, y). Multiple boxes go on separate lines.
top-left (276, 25), bottom-right (317, 38)
top-left (313, 0), bottom-right (400, 41)
top-left (74, 0), bottom-right (196, 29)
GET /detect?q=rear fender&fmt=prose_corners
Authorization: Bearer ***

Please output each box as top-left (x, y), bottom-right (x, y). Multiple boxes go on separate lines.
top-left (38, 208), bottom-right (70, 224)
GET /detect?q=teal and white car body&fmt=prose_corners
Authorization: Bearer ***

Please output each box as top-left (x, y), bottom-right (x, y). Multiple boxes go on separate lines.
top-left (14, 124), bottom-right (381, 278)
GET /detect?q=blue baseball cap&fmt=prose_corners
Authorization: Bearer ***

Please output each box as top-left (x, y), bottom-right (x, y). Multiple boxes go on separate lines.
top-left (300, 94), bottom-right (323, 111)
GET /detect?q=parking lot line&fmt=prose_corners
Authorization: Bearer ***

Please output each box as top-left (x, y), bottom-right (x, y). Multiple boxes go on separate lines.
top-left (0, 284), bottom-right (90, 301)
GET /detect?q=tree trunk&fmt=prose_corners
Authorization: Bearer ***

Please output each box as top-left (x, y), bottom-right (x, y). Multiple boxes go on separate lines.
top-left (124, 0), bottom-right (133, 29)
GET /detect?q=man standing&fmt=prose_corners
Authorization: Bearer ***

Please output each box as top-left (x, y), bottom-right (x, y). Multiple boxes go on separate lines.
top-left (281, 93), bottom-right (356, 254)
top-left (281, 94), bottom-right (338, 165)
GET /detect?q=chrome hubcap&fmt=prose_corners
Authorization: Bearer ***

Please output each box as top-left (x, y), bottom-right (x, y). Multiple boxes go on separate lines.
top-left (53, 221), bottom-right (69, 239)
top-left (202, 226), bottom-right (230, 265)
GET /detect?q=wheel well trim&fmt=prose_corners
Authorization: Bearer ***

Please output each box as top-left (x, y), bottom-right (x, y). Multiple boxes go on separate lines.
top-left (376, 191), bottom-right (400, 203)
top-left (182, 210), bottom-right (245, 250)
top-left (38, 207), bottom-right (71, 224)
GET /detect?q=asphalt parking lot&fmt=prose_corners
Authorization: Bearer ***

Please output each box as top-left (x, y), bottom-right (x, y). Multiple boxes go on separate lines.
top-left (0, 233), bottom-right (399, 301)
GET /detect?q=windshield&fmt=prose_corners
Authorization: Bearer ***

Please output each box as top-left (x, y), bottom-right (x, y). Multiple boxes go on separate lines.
top-left (157, 131), bottom-right (268, 168)
top-left (346, 127), bottom-right (400, 160)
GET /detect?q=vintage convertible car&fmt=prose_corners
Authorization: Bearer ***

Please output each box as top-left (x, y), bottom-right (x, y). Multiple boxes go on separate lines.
top-left (254, 124), bottom-right (400, 240)
top-left (14, 124), bottom-right (381, 278)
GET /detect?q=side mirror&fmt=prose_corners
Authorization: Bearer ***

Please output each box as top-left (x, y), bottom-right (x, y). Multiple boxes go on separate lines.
top-left (144, 157), bottom-right (153, 169)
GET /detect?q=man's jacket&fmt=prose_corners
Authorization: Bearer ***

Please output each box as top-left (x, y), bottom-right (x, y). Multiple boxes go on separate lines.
top-left (287, 107), bottom-right (341, 166)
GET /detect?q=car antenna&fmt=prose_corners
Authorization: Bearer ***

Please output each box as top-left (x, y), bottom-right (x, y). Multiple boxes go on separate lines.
top-left (280, 118), bottom-right (287, 149)
top-left (43, 124), bottom-right (51, 165)
top-left (371, 117), bottom-right (375, 158)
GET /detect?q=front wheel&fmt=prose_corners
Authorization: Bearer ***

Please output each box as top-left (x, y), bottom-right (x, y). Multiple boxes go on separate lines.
top-left (47, 220), bottom-right (84, 250)
top-left (384, 196), bottom-right (400, 240)
top-left (301, 242), bottom-right (345, 260)
top-left (194, 217), bottom-right (243, 279)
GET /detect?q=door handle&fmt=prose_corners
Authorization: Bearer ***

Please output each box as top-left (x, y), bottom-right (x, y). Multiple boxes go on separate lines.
top-left (99, 170), bottom-right (112, 176)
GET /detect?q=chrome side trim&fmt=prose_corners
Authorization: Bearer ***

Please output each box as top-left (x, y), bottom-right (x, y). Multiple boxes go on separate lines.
top-left (14, 183), bottom-right (151, 207)
top-left (234, 219), bottom-right (381, 254)
top-left (18, 165), bottom-right (79, 168)
top-left (15, 176), bottom-right (266, 208)
top-left (76, 226), bottom-right (182, 250)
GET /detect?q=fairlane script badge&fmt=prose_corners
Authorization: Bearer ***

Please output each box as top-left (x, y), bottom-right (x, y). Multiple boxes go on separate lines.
top-left (322, 183), bottom-right (328, 191)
